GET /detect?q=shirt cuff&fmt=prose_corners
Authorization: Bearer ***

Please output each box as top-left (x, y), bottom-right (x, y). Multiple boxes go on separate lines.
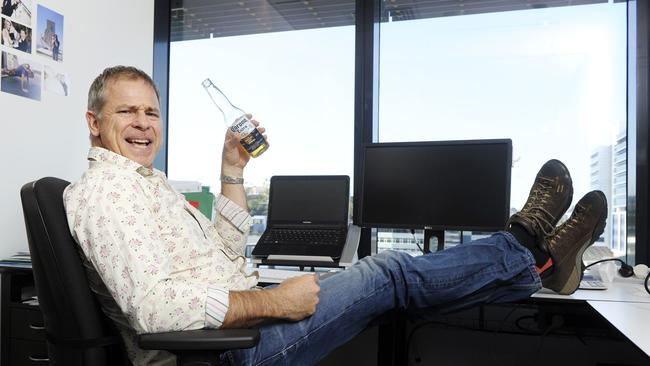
top-left (205, 285), bottom-right (230, 329)
top-left (215, 194), bottom-right (252, 232)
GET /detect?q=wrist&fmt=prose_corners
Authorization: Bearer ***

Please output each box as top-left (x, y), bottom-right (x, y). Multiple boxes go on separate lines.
top-left (220, 174), bottom-right (244, 185)
top-left (263, 288), bottom-right (286, 318)
top-left (221, 165), bottom-right (244, 178)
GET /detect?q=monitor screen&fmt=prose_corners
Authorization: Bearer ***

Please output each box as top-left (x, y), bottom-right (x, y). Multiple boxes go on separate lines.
top-left (268, 176), bottom-right (350, 225)
top-left (360, 139), bottom-right (512, 231)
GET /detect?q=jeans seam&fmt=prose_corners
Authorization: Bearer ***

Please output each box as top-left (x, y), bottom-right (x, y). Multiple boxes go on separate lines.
top-left (411, 256), bottom-right (530, 290)
top-left (255, 281), bottom-right (394, 366)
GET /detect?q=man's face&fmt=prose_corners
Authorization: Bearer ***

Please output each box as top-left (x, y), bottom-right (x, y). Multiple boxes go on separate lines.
top-left (19, 30), bottom-right (25, 40)
top-left (87, 78), bottom-right (162, 168)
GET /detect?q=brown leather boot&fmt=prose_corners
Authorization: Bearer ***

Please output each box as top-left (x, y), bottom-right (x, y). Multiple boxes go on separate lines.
top-left (506, 159), bottom-right (573, 252)
top-left (543, 190), bottom-right (608, 295)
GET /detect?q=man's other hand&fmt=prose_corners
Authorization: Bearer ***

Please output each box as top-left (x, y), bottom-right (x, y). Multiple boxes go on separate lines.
top-left (272, 274), bottom-right (320, 321)
top-left (221, 273), bottom-right (320, 328)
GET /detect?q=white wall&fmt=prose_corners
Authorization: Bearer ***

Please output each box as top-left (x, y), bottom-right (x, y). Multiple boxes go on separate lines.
top-left (0, 0), bottom-right (155, 259)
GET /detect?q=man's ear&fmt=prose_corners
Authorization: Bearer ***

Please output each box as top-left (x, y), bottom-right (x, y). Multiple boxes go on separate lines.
top-left (86, 111), bottom-right (101, 138)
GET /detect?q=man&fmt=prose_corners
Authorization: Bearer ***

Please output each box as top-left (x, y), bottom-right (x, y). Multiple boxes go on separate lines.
top-left (14, 63), bottom-right (32, 92)
top-left (17, 28), bottom-right (29, 53)
top-left (65, 66), bottom-right (607, 366)
top-left (51, 33), bottom-right (60, 61)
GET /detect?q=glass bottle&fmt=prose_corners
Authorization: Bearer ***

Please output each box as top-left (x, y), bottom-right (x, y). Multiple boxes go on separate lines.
top-left (201, 78), bottom-right (269, 158)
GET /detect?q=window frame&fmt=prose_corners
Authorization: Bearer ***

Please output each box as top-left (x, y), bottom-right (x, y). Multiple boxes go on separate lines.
top-left (152, 0), bottom-right (649, 265)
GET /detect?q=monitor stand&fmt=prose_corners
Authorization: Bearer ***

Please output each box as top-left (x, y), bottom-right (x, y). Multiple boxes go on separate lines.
top-left (423, 227), bottom-right (444, 253)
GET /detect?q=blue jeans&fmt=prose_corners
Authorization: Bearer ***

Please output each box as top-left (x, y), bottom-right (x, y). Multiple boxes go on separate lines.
top-left (224, 232), bottom-right (541, 365)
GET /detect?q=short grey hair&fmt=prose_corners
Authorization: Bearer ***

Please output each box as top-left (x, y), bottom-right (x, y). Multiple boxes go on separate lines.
top-left (87, 65), bottom-right (160, 117)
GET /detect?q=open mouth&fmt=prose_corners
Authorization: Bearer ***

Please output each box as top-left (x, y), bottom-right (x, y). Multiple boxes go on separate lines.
top-left (126, 138), bottom-right (152, 147)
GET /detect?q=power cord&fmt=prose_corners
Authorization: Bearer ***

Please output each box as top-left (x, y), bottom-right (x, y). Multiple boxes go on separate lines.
top-left (487, 304), bottom-right (521, 366)
top-left (535, 314), bottom-right (565, 360)
top-left (584, 258), bottom-right (650, 295)
top-left (583, 258), bottom-right (634, 277)
top-left (410, 229), bottom-right (426, 255)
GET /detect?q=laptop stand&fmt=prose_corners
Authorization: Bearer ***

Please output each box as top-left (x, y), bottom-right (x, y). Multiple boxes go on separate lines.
top-left (252, 225), bottom-right (360, 269)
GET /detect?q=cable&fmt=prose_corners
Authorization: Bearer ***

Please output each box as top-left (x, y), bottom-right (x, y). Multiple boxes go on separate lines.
top-left (585, 258), bottom-right (650, 294)
top-left (406, 305), bottom-right (521, 365)
top-left (584, 258), bottom-right (634, 278)
top-left (410, 229), bottom-right (426, 255)
top-left (514, 315), bottom-right (537, 333)
top-left (584, 258), bottom-right (625, 269)
top-left (487, 305), bottom-right (520, 366)
top-left (535, 314), bottom-right (565, 360)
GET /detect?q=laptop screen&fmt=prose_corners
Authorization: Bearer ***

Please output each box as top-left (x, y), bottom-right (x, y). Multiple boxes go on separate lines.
top-left (268, 176), bottom-right (350, 226)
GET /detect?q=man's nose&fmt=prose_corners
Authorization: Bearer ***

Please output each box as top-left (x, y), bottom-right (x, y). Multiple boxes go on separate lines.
top-left (132, 109), bottom-right (151, 129)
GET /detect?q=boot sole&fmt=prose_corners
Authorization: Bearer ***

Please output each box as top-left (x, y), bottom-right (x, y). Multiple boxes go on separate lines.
top-left (552, 191), bottom-right (608, 295)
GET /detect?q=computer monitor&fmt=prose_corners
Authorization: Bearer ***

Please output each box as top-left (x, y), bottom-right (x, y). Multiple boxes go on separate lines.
top-left (359, 139), bottom-right (512, 249)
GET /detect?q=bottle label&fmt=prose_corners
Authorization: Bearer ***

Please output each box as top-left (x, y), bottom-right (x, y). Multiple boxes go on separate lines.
top-left (240, 128), bottom-right (266, 154)
top-left (229, 116), bottom-right (255, 135)
top-left (230, 115), bottom-right (267, 155)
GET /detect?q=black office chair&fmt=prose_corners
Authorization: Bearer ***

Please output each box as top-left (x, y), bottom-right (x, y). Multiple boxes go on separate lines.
top-left (20, 177), bottom-right (259, 366)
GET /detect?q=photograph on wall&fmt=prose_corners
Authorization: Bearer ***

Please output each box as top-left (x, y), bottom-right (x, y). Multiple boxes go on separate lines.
top-left (44, 65), bottom-right (68, 96)
top-left (36, 5), bottom-right (63, 62)
top-left (1, 17), bottom-right (32, 54)
top-left (1, 50), bottom-right (41, 101)
top-left (1, 0), bottom-right (32, 26)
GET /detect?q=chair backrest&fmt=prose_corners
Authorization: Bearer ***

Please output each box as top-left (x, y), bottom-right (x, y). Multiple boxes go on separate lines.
top-left (20, 177), bottom-right (128, 366)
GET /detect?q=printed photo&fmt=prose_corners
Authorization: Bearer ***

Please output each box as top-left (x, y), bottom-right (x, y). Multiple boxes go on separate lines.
top-left (36, 5), bottom-right (63, 62)
top-left (1, 0), bottom-right (32, 26)
top-left (1, 17), bottom-right (32, 54)
top-left (44, 65), bottom-right (68, 96)
top-left (1, 50), bottom-right (41, 101)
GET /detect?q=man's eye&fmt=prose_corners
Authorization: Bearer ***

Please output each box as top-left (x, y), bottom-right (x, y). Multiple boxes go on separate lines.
top-left (146, 112), bottom-right (159, 117)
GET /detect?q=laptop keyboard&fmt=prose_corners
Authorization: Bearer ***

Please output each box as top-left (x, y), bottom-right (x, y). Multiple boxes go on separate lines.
top-left (260, 228), bottom-right (347, 246)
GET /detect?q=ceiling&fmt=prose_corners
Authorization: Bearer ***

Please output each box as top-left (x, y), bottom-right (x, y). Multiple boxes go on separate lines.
top-left (170, 0), bottom-right (621, 42)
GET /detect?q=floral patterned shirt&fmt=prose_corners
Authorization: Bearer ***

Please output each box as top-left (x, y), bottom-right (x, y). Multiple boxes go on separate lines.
top-left (63, 147), bottom-right (257, 365)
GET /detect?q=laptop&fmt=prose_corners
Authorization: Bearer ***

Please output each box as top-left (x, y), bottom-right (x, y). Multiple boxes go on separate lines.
top-left (251, 175), bottom-right (350, 262)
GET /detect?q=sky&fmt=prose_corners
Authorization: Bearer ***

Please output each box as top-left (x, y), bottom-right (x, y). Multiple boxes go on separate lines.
top-left (168, 2), bottom-right (627, 212)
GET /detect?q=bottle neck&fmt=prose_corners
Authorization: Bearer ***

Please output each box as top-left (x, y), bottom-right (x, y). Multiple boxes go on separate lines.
top-left (202, 79), bottom-right (246, 125)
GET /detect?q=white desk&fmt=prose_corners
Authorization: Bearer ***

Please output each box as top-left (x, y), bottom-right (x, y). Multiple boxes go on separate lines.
top-left (533, 277), bottom-right (650, 303)
top-left (533, 276), bottom-right (650, 357)
top-left (588, 301), bottom-right (650, 357)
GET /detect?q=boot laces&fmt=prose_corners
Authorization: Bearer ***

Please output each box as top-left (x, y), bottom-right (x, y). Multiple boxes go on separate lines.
top-left (522, 176), bottom-right (557, 237)
top-left (551, 203), bottom-right (587, 244)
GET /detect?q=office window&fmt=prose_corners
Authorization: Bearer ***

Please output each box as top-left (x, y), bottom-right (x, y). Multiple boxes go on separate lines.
top-left (167, 1), bottom-right (356, 246)
top-left (375, 1), bottom-right (629, 254)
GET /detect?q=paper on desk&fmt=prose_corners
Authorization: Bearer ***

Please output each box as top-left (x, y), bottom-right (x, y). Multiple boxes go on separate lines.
top-left (247, 268), bottom-right (311, 284)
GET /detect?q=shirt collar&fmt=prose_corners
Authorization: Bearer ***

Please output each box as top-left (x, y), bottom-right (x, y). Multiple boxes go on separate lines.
top-left (87, 147), bottom-right (155, 177)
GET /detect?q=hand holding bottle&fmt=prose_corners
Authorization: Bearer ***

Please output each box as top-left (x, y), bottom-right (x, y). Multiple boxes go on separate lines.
top-left (222, 115), bottom-right (267, 175)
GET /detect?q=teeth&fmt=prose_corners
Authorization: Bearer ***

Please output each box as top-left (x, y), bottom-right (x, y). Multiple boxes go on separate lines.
top-left (128, 139), bottom-right (150, 145)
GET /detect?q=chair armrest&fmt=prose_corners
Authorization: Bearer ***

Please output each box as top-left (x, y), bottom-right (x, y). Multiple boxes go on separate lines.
top-left (138, 329), bottom-right (260, 351)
